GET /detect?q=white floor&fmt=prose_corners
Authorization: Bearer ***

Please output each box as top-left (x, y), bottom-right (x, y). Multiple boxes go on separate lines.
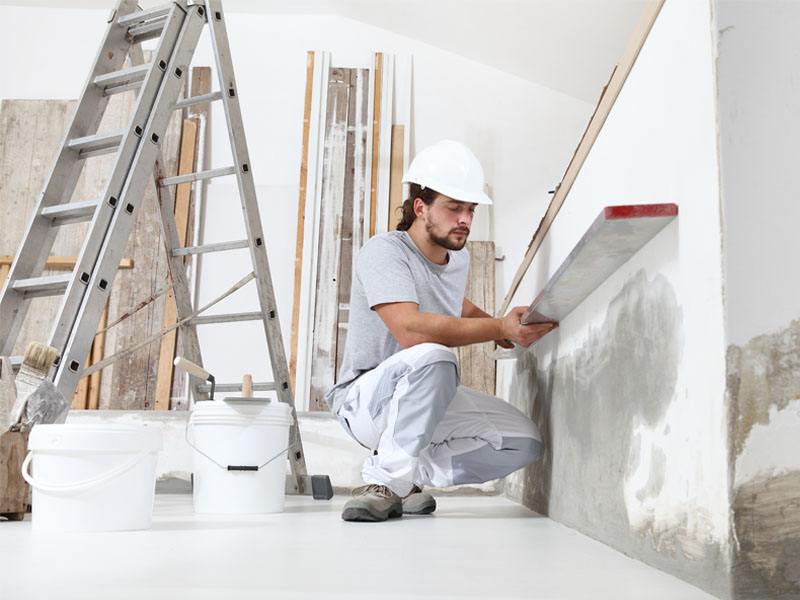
top-left (2, 494), bottom-right (717, 600)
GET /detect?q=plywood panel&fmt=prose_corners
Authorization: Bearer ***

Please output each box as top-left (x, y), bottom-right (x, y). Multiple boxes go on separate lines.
top-left (457, 241), bottom-right (496, 395)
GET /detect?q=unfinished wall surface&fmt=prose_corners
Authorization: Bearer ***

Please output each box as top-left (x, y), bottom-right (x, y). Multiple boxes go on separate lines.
top-left (497, 1), bottom-right (731, 596)
top-left (714, 2), bottom-right (800, 598)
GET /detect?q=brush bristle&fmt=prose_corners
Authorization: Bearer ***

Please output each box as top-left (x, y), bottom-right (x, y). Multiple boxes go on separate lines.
top-left (23, 342), bottom-right (58, 372)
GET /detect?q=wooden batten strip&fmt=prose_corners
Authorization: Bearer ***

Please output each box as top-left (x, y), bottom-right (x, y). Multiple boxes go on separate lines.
top-left (499, 0), bottom-right (665, 314)
top-left (154, 117), bottom-right (200, 411)
top-left (290, 51), bottom-right (316, 391)
top-left (369, 53), bottom-right (383, 238)
top-left (388, 124), bottom-right (405, 231)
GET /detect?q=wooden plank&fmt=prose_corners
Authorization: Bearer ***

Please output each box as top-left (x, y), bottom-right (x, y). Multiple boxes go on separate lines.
top-left (520, 203), bottom-right (678, 326)
top-left (309, 67), bottom-right (350, 411)
top-left (368, 53), bottom-right (383, 238)
top-left (154, 117), bottom-right (199, 410)
top-left (106, 95), bottom-right (183, 410)
top-left (388, 124), bottom-right (405, 231)
top-left (0, 257), bottom-right (134, 269)
top-left (290, 51), bottom-right (316, 391)
top-left (86, 302), bottom-right (108, 410)
top-left (0, 100), bottom-right (84, 358)
top-left (499, 1), bottom-right (665, 315)
top-left (334, 70), bottom-right (358, 383)
top-left (457, 241), bottom-right (496, 395)
top-left (0, 431), bottom-right (29, 519)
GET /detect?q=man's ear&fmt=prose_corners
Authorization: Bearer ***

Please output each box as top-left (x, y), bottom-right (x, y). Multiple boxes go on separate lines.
top-left (413, 197), bottom-right (426, 218)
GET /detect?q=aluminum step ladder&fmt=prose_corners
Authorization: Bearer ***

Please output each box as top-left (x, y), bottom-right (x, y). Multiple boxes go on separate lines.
top-left (0, 0), bottom-right (324, 497)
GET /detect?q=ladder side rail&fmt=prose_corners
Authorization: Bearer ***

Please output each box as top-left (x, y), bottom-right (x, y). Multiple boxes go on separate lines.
top-left (205, 0), bottom-right (309, 490)
top-left (47, 5), bottom-right (189, 356)
top-left (53, 6), bottom-right (208, 399)
top-left (0, 0), bottom-right (141, 353)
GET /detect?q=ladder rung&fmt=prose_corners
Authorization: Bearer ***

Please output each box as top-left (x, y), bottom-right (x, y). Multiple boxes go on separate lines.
top-left (94, 63), bottom-right (150, 94)
top-left (173, 240), bottom-right (249, 256)
top-left (12, 274), bottom-right (71, 298)
top-left (197, 382), bottom-right (278, 394)
top-left (127, 19), bottom-right (168, 43)
top-left (160, 166), bottom-right (237, 187)
top-left (40, 199), bottom-right (99, 225)
top-left (68, 131), bottom-right (124, 158)
top-left (117, 4), bottom-right (172, 26)
top-left (191, 312), bottom-right (263, 326)
top-left (174, 91), bottom-right (224, 111)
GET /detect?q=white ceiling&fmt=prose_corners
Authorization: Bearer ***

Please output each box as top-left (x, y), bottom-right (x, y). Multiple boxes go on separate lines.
top-left (2, 0), bottom-right (648, 102)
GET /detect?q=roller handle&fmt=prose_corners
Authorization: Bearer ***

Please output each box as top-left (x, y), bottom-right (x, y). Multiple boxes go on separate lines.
top-left (174, 357), bottom-right (215, 400)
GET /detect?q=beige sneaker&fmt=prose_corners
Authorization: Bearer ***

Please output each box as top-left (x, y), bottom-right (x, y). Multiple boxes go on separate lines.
top-left (342, 484), bottom-right (403, 522)
top-left (402, 485), bottom-right (436, 515)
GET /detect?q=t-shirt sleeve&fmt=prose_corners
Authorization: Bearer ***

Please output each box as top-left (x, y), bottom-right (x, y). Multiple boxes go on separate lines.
top-left (356, 239), bottom-right (419, 309)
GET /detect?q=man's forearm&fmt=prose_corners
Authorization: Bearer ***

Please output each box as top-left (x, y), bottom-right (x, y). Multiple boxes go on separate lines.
top-left (404, 311), bottom-right (503, 348)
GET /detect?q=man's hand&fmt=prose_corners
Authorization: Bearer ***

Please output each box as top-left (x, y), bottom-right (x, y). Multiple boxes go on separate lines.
top-left (500, 307), bottom-right (557, 348)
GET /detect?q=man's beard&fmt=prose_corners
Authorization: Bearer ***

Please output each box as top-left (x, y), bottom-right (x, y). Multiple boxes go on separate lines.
top-left (425, 220), bottom-right (469, 251)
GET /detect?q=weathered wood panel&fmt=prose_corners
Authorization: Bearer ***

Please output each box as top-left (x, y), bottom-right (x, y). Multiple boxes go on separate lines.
top-left (309, 67), bottom-right (350, 411)
top-left (457, 241), bottom-right (496, 395)
top-left (104, 105), bottom-right (182, 410)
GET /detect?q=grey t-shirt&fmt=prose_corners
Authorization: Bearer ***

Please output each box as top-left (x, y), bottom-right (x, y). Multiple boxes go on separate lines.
top-left (324, 230), bottom-right (469, 412)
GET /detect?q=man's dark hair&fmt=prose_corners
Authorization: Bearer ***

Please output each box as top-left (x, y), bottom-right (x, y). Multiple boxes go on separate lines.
top-left (396, 184), bottom-right (439, 231)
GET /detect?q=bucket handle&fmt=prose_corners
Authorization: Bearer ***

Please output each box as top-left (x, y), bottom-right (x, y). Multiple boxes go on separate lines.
top-left (185, 421), bottom-right (299, 472)
top-left (21, 451), bottom-right (150, 494)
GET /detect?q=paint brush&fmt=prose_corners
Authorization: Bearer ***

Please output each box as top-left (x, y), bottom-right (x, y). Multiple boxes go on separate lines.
top-left (9, 342), bottom-right (58, 428)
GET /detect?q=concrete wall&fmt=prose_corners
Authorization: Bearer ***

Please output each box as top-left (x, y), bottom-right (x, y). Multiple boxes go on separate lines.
top-left (714, 2), bottom-right (800, 598)
top-left (496, 1), bottom-right (732, 596)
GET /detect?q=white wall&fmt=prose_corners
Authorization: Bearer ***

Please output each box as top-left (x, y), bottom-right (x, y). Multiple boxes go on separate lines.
top-left (0, 5), bottom-right (592, 391)
top-left (496, 0), bottom-right (730, 594)
top-left (715, 3), bottom-right (800, 596)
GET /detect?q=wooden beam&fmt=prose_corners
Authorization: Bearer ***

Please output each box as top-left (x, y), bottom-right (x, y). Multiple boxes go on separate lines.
top-left (290, 51), bottom-right (316, 391)
top-left (388, 125), bottom-right (405, 231)
top-left (154, 117), bottom-right (200, 411)
top-left (499, 0), bottom-right (665, 315)
top-left (0, 257), bottom-right (133, 270)
top-left (369, 53), bottom-right (383, 238)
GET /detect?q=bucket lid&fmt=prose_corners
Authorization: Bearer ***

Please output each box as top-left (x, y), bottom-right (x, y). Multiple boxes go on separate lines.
top-left (189, 398), bottom-right (291, 423)
top-left (28, 423), bottom-right (163, 453)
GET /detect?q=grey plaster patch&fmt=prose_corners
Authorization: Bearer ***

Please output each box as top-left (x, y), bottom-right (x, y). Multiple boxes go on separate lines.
top-left (506, 270), bottom-right (729, 597)
top-left (727, 319), bottom-right (800, 458)
top-left (727, 319), bottom-right (800, 599)
top-left (733, 471), bottom-right (800, 599)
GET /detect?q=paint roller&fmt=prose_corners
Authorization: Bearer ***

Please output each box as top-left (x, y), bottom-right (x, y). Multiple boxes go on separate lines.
top-left (173, 357), bottom-right (215, 400)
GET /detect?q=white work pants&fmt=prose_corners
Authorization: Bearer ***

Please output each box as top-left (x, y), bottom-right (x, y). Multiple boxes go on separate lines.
top-left (335, 343), bottom-right (543, 497)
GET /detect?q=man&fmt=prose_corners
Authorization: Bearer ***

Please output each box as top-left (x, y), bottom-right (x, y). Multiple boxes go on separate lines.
top-left (325, 139), bottom-right (555, 522)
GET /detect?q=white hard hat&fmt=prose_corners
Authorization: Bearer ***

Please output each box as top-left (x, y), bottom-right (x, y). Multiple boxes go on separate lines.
top-left (402, 140), bottom-right (492, 205)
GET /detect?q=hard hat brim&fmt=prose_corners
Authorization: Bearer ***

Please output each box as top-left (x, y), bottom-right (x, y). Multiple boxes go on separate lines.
top-left (402, 176), bottom-right (493, 206)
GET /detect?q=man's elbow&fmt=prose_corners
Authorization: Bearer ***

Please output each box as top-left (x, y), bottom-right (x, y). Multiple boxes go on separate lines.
top-left (394, 327), bottom-right (432, 349)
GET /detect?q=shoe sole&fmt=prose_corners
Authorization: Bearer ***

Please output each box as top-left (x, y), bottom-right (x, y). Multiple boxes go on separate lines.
top-left (403, 497), bottom-right (437, 515)
top-left (342, 505), bottom-right (402, 522)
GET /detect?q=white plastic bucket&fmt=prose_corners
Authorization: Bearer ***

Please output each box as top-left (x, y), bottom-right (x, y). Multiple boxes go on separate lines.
top-left (188, 399), bottom-right (292, 514)
top-left (22, 424), bottom-right (162, 532)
